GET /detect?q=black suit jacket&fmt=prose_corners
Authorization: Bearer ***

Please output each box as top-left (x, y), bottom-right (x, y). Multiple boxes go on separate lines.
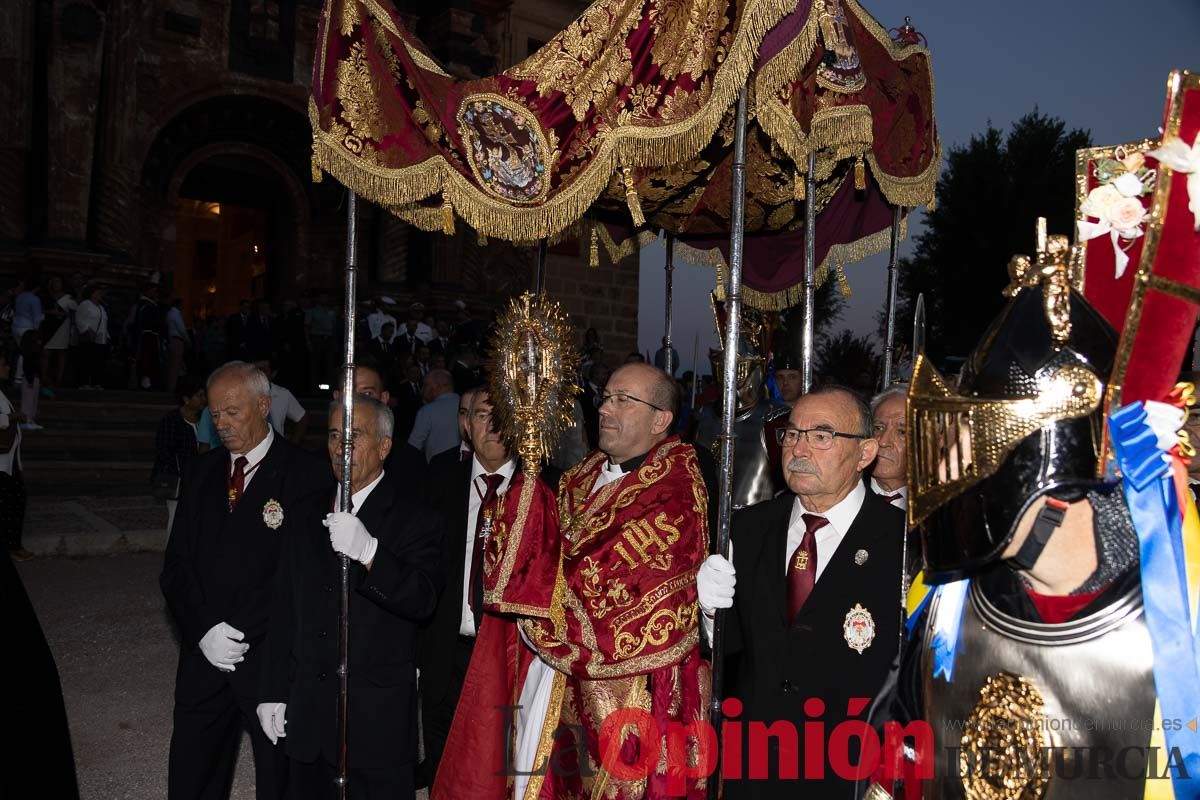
top-left (226, 312), bottom-right (250, 359)
top-left (160, 435), bottom-right (330, 701)
top-left (580, 383), bottom-right (601, 450)
top-left (416, 448), bottom-right (473, 708)
top-left (260, 472), bottom-right (445, 768)
top-left (723, 490), bottom-right (905, 800)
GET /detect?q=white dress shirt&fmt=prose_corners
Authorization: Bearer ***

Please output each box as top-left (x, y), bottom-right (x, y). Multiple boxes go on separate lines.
top-left (786, 480), bottom-right (866, 581)
top-left (229, 427), bottom-right (274, 491)
top-left (869, 477), bottom-right (908, 510)
top-left (460, 456), bottom-right (516, 636)
top-left (701, 479), bottom-right (867, 642)
top-left (76, 299), bottom-right (109, 345)
top-left (333, 470), bottom-right (385, 515)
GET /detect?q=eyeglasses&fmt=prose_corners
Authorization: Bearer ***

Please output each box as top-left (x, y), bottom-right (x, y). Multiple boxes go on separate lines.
top-left (776, 427), bottom-right (867, 450)
top-left (599, 392), bottom-right (665, 412)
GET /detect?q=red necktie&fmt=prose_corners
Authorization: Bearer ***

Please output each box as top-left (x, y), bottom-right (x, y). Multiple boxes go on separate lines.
top-left (228, 456), bottom-right (248, 512)
top-left (786, 513), bottom-right (826, 621)
top-left (880, 492), bottom-right (903, 506)
top-left (469, 473), bottom-right (505, 627)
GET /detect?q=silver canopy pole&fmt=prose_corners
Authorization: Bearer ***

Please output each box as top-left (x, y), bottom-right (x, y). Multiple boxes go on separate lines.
top-left (801, 150), bottom-right (817, 393)
top-left (334, 190), bottom-right (359, 800)
top-left (708, 85), bottom-right (749, 800)
top-left (664, 233), bottom-right (675, 376)
top-left (881, 206), bottom-right (904, 386)
top-left (534, 238), bottom-right (548, 295)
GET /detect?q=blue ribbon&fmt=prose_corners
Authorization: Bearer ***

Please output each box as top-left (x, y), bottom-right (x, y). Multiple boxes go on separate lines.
top-left (929, 579), bottom-right (969, 683)
top-left (1109, 402), bottom-right (1200, 797)
top-left (765, 354), bottom-right (782, 403)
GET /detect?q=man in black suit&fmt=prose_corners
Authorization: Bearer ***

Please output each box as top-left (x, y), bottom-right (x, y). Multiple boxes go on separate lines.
top-left (697, 385), bottom-right (903, 800)
top-left (416, 387), bottom-right (516, 787)
top-left (257, 394), bottom-right (444, 799)
top-left (579, 360), bottom-right (610, 450)
top-left (245, 300), bottom-right (275, 361)
top-left (160, 361), bottom-right (329, 800)
top-left (226, 300), bottom-right (251, 361)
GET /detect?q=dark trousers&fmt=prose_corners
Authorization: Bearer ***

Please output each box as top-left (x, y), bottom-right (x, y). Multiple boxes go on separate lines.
top-left (0, 468), bottom-right (27, 551)
top-left (167, 654), bottom-right (288, 800)
top-left (290, 754), bottom-right (415, 800)
top-left (419, 634), bottom-right (475, 785)
top-left (81, 341), bottom-right (109, 387)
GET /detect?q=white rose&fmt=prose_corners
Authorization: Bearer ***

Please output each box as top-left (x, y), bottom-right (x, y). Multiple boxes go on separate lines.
top-left (1112, 171), bottom-right (1144, 197)
top-left (1081, 184), bottom-right (1122, 219)
top-left (1105, 197), bottom-right (1148, 236)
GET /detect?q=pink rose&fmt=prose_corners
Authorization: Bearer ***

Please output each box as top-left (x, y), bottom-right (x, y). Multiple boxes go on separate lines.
top-left (1106, 197), bottom-right (1147, 234)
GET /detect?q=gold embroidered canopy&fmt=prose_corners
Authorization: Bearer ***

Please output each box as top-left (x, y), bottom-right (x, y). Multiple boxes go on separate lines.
top-left (311, 0), bottom-right (940, 308)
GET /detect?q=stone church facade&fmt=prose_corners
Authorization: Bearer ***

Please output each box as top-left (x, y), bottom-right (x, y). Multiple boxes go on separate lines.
top-left (0, 0), bottom-right (639, 357)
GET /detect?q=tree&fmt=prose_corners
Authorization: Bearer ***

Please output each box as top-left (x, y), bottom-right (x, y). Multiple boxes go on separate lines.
top-left (815, 328), bottom-right (880, 395)
top-left (888, 111), bottom-right (1091, 362)
top-left (775, 278), bottom-right (847, 360)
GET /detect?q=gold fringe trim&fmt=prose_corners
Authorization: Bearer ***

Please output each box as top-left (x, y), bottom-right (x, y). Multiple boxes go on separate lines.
top-left (478, 231), bottom-right (488, 246)
top-left (441, 197), bottom-right (455, 235)
top-left (810, 105), bottom-right (874, 158)
top-left (752, 0), bottom-right (940, 208)
top-left (589, 224), bottom-right (600, 268)
top-left (310, 0), bottom-right (800, 243)
top-left (704, 215), bottom-right (908, 310)
top-left (794, 171), bottom-right (806, 201)
top-left (622, 167), bottom-right (645, 227)
top-left (865, 149), bottom-right (940, 209)
top-left (595, 224), bottom-right (658, 265)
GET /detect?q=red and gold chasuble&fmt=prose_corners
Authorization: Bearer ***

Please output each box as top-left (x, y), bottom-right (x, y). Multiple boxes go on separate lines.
top-left (432, 436), bottom-right (710, 800)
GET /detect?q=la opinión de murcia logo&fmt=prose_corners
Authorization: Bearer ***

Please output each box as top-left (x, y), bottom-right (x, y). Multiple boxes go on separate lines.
top-left (489, 699), bottom-right (1193, 796)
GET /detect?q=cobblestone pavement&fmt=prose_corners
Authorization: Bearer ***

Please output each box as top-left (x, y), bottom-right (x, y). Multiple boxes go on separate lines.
top-left (18, 553), bottom-right (255, 799)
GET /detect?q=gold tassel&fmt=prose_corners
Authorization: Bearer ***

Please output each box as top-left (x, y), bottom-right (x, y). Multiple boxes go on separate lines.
top-left (836, 262), bottom-right (852, 297)
top-left (927, 191), bottom-right (938, 212)
top-left (589, 225), bottom-right (600, 269)
top-left (622, 167), bottom-right (646, 227)
top-left (441, 198), bottom-right (455, 236)
top-left (794, 170), bottom-right (806, 201)
top-left (311, 141), bottom-right (323, 183)
top-left (854, 155), bottom-right (866, 190)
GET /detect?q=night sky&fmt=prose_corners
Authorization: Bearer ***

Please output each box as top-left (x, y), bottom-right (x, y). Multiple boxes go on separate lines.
top-left (636, 0), bottom-right (1200, 373)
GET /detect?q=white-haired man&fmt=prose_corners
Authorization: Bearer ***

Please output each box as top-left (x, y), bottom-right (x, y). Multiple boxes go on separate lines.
top-left (161, 361), bottom-right (329, 800)
top-left (868, 384), bottom-right (908, 509)
top-left (258, 394), bottom-right (444, 799)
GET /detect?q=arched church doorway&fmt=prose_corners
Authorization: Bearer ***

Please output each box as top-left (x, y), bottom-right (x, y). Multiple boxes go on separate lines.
top-left (172, 153), bottom-right (299, 323)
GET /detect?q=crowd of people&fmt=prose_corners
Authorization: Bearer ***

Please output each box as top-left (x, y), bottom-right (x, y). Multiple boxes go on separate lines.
top-left (127, 274), bottom-right (925, 800)
top-left (12, 269), bottom-right (1191, 800)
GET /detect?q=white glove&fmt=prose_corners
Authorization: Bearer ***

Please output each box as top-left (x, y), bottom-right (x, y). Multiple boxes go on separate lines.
top-left (324, 511), bottom-right (379, 565)
top-left (697, 554), bottom-right (736, 616)
top-left (199, 622), bottom-right (249, 672)
top-left (256, 702), bottom-right (287, 745)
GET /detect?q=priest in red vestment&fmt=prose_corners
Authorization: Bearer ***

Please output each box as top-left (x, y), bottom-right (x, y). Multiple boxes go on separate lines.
top-left (432, 363), bottom-right (711, 799)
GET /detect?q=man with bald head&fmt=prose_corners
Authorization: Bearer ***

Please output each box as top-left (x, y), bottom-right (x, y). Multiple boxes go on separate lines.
top-left (160, 361), bottom-right (329, 800)
top-left (436, 363), bottom-right (711, 798)
top-left (407, 368), bottom-right (460, 462)
top-left (696, 385), bottom-right (904, 799)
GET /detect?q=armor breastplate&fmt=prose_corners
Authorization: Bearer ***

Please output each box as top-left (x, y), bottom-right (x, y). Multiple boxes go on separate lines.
top-left (695, 402), bottom-right (787, 508)
top-left (920, 579), bottom-right (1156, 800)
